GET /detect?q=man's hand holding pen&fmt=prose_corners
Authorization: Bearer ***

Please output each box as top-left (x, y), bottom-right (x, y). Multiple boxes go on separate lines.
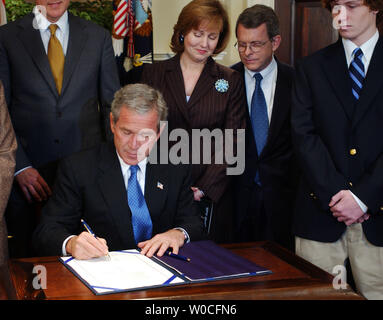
top-left (66, 232), bottom-right (109, 260)
top-left (66, 224), bottom-right (187, 261)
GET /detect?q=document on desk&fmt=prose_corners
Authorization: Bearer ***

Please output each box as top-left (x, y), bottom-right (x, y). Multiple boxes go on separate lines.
top-left (60, 241), bottom-right (271, 295)
top-left (60, 250), bottom-right (185, 295)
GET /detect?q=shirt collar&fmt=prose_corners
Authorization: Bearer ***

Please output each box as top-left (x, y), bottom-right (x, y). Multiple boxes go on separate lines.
top-left (116, 151), bottom-right (148, 178)
top-left (342, 30), bottom-right (379, 64)
top-left (34, 9), bottom-right (68, 34)
top-left (244, 56), bottom-right (277, 80)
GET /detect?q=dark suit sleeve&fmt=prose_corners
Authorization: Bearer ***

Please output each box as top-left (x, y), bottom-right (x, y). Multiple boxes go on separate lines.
top-left (173, 165), bottom-right (206, 241)
top-left (98, 29), bottom-right (120, 141)
top-left (291, 60), bottom-right (349, 210)
top-left (33, 157), bottom-right (83, 256)
top-left (196, 71), bottom-right (247, 203)
top-left (352, 154), bottom-right (383, 214)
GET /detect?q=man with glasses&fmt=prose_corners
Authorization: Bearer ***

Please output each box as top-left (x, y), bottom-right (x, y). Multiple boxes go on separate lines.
top-left (232, 5), bottom-right (298, 250)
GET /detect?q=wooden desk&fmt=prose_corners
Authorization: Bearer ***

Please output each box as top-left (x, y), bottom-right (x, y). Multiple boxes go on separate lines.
top-left (8, 241), bottom-right (363, 300)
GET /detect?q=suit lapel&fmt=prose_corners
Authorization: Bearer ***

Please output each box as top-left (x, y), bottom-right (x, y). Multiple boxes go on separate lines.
top-left (145, 162), bottom-right (168, 224)
top-left (17, 14), bottom-right (58, 98)
top-left (187, 57), bottom-right (219, 109)
top-left (322, 40), bottom-right (355, 121)
top-left (233, 62), bottom-right (249, 116)
top-left (236, 62), bottom-right (258, 160)
top-left (265, 61), bottom-right (290, 152)
top-left (165, 55), bottom-right (190, 124)
top-left (352, 36), bottom-right (383, 128)
top-left (97, 144), bottom-right (135, 248)
top-left (61, 14), bottom-right (87, 96)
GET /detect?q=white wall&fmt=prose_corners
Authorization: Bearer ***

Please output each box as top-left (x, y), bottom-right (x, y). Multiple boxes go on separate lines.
top-left (152, 0), bottom-right (275, 66)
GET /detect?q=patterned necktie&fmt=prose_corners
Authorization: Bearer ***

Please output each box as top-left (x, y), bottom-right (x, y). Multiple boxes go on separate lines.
top-left (349, 48), bottom-right (365, 100)
top-left (251, 73), bottom-right (269, 186)
top-left (127, 165), bottom-right (153, 244)
top-left (47, 24), bottom-right (65, 94)
top-left (251, 73), bottom-right (269, 156)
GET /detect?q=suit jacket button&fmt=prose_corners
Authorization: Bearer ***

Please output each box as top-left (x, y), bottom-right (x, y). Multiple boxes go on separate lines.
top-left (350, 148), bottom-right (357, 156)
top-left (349, 182), bottom-right (353, 187)
top-left (380, 207), bottom-right (383, 211)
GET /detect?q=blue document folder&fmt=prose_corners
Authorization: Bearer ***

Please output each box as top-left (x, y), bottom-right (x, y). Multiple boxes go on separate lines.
top-left (157, 240), bottom-right (271, 282)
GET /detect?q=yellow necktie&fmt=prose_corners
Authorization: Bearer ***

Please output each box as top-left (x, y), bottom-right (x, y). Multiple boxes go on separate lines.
top-left (47, 24), bottom-right (65, 94)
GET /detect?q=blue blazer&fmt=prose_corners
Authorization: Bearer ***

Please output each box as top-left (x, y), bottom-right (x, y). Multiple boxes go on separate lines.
top-left (292, 37), bottom-right (383, 246)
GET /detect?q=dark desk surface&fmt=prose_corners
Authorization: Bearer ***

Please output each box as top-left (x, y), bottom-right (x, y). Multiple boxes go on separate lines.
top-left (7, 241), bottom-right (363, 300)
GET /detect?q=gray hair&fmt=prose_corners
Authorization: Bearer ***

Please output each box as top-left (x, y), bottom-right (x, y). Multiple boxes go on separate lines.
top-left (235, 4), bottom-right (280, 39)
top-left (111, 83), bottom-right (168, 130)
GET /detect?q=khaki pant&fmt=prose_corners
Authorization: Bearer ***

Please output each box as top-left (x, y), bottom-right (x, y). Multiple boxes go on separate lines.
top-left (296, 223), bottom-right (383, 300)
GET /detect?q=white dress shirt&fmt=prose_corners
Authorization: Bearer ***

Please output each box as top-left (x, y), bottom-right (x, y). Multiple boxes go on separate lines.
top-left (117, 152), bottom-right (147, 194)
top-left (342, 30), bottom-right (379, 75)
top-left (244, 56), bottom-right (278, 123)
top-left (35, 10), bottom-right (69, 55)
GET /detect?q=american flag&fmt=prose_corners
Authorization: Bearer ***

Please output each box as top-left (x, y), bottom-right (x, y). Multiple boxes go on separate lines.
top-left (112, 0), bottom-right (153, 85)
top-left (113, 0), bottom-right (128, 38)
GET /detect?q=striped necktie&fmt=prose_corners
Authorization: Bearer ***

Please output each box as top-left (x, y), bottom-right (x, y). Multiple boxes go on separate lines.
top-left (349, 48), bottom-right (365, 100)
top-left (127, 165), bottom-right (153, 244)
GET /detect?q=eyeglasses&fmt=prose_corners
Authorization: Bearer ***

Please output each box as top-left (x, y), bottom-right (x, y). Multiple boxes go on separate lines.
top-left (234, 39), bottom-right (272, 53)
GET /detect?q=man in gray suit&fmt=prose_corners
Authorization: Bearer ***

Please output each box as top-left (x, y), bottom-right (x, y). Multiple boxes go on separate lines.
top-left (0, 0), bottom-right (120, 257)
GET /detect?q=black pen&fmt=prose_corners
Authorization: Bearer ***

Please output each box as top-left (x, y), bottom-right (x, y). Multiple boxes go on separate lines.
top-left (166, 250), bottom-right (191, 262)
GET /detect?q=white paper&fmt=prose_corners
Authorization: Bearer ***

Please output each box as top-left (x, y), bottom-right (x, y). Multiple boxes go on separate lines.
top-left (60, 250), bottom-right (185, 294)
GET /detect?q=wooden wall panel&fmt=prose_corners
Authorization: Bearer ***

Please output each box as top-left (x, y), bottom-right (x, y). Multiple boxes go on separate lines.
top-left (294, 1), bottom-right (338, 63)
top-left (275, 0), bottom-right (338, 66)
top-left (274, 0), bottom-right (292, 65)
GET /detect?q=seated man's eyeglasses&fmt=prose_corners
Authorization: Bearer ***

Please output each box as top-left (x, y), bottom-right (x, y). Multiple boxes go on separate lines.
top-left (235, 39), bottom-right (272, 53)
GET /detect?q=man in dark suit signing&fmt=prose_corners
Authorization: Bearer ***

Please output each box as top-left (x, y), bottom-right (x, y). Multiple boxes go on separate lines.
top-left (232, 5), bottom-right (298, 250)
top-left (0, 0), bottom-right (120, 257)
top-left (33, 84), bottom-right (205, 259)
top-left (292, 0), bottom-right (383, 299)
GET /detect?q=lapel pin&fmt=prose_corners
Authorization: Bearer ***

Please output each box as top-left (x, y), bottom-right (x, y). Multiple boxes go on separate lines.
top-left (215, 79), bottom-right (229, 93)
top-left (157, 182), bottom-right (164, 190)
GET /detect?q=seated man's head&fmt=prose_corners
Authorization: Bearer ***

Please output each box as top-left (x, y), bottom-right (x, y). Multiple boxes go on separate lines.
top-left (110, 84), bottom-right (168, 165)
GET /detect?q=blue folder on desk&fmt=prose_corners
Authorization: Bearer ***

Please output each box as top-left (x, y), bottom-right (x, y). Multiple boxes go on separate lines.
top-left (156, 240), bottom-right (271, 282)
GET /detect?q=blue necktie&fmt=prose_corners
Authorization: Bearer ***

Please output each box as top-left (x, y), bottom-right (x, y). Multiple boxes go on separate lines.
top-left (127, 165), bottom-right (152, 244)
top-left (251, 73), bottom-right (269, 185)
top-left (349, 48), bottom-right (365, 100)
